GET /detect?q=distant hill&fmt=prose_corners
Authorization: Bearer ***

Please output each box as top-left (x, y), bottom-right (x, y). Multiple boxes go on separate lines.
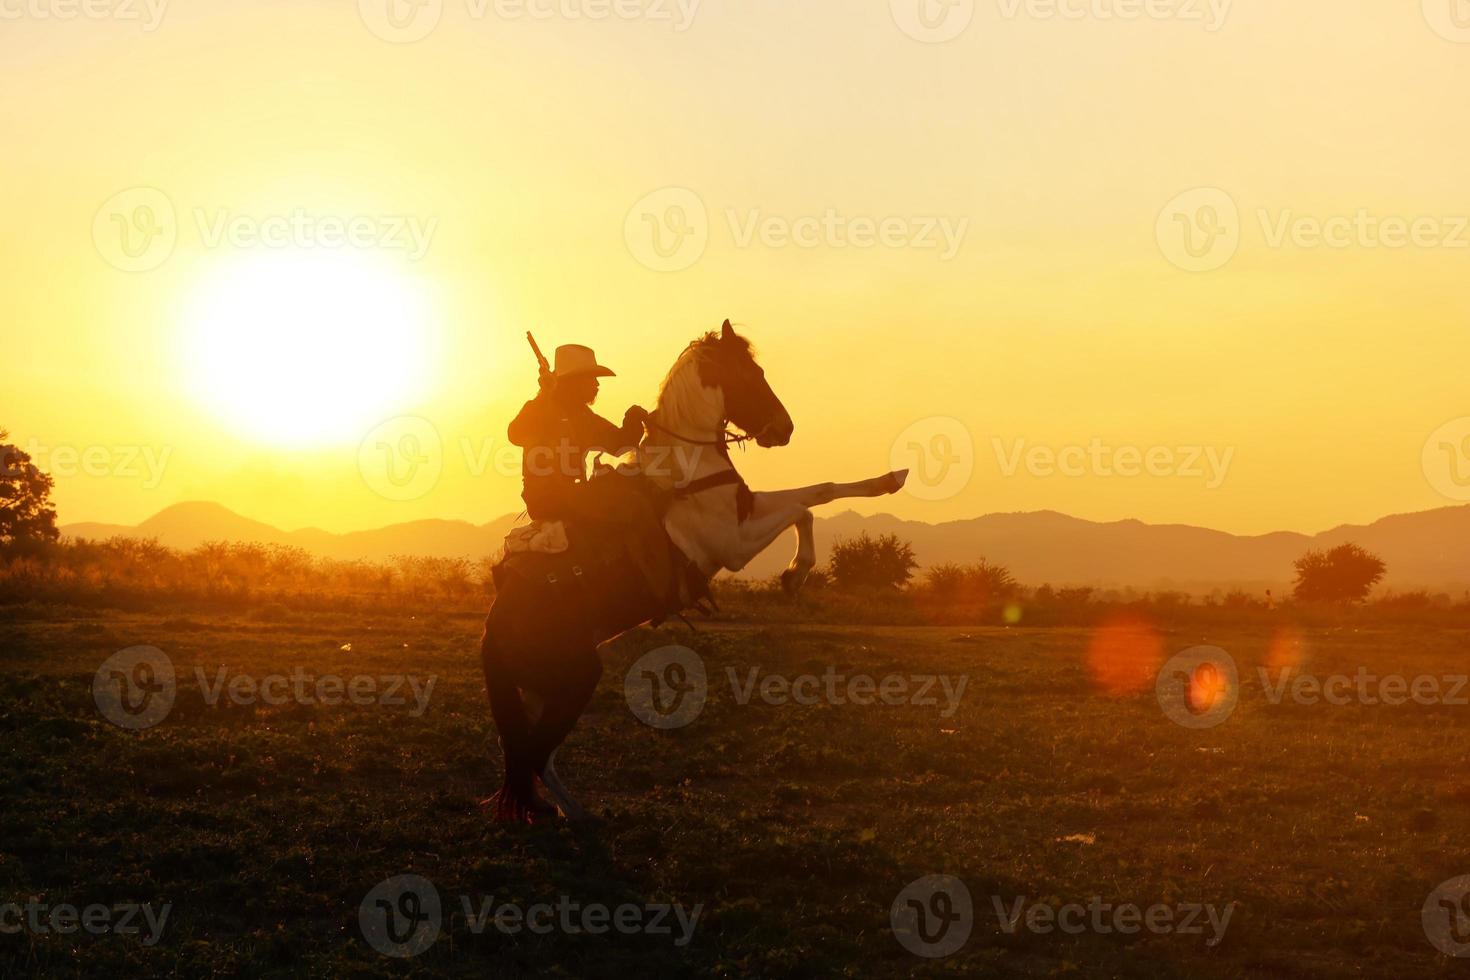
top-left (737, 507), bottom-right (1470, 594)
top-left (63, 502), bottom-right (520, 563)
top-left (61, 501), bottom-right (1470, 594)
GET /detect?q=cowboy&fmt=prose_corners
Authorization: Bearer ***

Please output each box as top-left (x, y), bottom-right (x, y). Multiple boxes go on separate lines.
top-left (508, 343), bottom-right (649, 521)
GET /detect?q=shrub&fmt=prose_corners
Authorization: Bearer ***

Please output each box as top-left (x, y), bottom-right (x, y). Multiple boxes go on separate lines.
top-left (827, 533), bottom-right (917, 592)
top-left (923, 560), bottom-right (1018, 603)
top-left (1292, 543), bottom-right (1386, 604)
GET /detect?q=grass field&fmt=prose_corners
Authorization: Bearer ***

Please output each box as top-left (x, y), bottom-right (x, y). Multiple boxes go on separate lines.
top-left (3, 602), bottom-right (1470, 977)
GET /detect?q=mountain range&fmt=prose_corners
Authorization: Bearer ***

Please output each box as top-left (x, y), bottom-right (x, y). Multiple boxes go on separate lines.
top-left (60, 501), bottom-right (1470, 594)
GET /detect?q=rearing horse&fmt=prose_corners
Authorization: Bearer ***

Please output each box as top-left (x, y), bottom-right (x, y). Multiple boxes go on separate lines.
top-left (479, 320), bottom-right (907, 823)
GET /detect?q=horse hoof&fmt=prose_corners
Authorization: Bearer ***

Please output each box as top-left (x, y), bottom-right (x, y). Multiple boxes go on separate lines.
top-left (484, 788), bottom-right (558, 825)
top-left (780, 568), bottom-right (805, 597)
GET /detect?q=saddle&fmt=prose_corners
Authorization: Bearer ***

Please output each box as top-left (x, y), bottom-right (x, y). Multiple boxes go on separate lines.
top-left (493, 467), bottom-right (708, 627)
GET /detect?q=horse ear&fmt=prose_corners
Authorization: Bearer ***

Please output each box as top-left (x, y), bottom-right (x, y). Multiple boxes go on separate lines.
top-left (721, 319), bottom-right (734, 340)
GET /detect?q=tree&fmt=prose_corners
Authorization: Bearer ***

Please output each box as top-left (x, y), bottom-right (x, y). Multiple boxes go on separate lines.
top-left (828, 532), bottom-right (917, 591)
top-left (1291, 543), bottom-right (1386, 603)
top-left (1, 430), bottom-right (60, 554)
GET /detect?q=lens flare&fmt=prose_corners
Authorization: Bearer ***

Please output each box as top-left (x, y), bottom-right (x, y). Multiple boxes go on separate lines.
top-left (1086, 615), bottom-right (1164, 696)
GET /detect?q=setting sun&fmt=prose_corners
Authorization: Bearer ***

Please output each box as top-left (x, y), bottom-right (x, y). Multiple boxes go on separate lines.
top-left (178, 251), bottom-right (436, 447)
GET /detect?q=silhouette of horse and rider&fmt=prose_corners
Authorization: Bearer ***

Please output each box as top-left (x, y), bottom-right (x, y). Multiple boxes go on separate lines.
top-left (480, 320), bottom-right (908, 823)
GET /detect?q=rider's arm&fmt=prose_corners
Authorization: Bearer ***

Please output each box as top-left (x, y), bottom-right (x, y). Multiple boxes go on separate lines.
top-left (507, 392), bottom-right (555, 448)
top-left (580, 407), bottom-right (644, 457)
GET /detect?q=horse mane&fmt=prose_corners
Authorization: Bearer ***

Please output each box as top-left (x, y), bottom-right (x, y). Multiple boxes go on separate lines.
top-left (654, 331), bottom-right (754, 436)
top-left (653, 331), bottom-right (758, 519)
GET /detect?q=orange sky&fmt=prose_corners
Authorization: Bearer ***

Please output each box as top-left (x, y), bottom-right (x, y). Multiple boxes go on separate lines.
top-left (5, 1), bottom-right (1470, 536)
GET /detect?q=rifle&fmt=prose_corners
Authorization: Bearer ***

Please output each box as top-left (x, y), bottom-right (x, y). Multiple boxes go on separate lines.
top-left (526, 332), bottom-right (552, 385)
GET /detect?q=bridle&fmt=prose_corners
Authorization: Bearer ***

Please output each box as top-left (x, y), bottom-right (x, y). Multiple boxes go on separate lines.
top-left (646, 338), bottom-right (772, 449)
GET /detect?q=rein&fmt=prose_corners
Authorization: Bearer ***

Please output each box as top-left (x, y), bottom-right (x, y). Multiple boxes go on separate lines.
top-left (644, 415), bottom-right (755, 448)
top-left (643, 416), bottom-right (751, 510)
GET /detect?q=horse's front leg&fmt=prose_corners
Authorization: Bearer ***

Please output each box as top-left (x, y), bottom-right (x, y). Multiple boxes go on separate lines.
top-left (721, 488), bottom-right (817, 573)
top-left (781, 509), bottom-right (816, 596)
top-left (724, 470), bottom-right (910, 588)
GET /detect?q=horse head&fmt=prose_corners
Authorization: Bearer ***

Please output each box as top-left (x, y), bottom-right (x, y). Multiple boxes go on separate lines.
top-left (697, 319), bottom-right (794, 447)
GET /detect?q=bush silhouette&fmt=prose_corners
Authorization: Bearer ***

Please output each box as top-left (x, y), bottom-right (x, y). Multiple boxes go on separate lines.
top-left (1292, 542), bottom-right (1386, 603)
top-left (924, 560), bottom-right (1017, 603)
top-left (828, 532), bottom-right (917, 591)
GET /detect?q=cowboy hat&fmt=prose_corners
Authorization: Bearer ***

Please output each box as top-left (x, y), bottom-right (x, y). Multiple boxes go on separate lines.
top-left (553, 344), bottom-right (615, 379)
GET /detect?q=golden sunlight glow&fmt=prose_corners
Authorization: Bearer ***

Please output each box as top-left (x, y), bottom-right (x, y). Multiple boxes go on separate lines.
top-left (179, 252), bottom-right (434, 447)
